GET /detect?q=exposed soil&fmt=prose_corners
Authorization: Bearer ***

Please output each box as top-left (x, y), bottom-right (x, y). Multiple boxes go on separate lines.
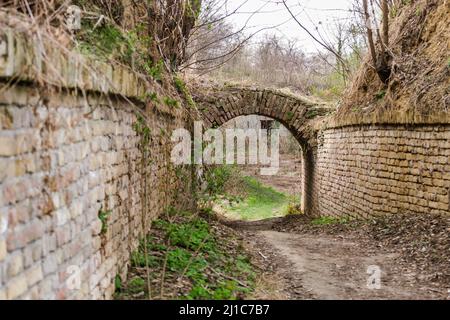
top-left (228, 215), bottom-right (449, 300)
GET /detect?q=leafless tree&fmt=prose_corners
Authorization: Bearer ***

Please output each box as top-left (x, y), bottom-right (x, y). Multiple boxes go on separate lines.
top-left (280, 0), bottom-right (394, 84)
top-left (181, 0), bottom-right (297, 73)
top-left (281, 0), bottom-right (351, 77)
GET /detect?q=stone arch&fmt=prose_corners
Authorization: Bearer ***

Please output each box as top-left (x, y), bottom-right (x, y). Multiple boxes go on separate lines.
top-left (192, 85), bottom-right (333, 215)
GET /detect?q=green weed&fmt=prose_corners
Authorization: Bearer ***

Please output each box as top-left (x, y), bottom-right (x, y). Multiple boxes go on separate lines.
top-left (145, 60), bottom-right (164, 81)
top-left (375, 90), bottom-right (387, 100)
top-left (130, 250), bottom-right (159, 268)
top-left (286, 111), bottom-right (294, 120)
top-left (119, 211), bottom-right (256, 300)
top-left (167, 219), bottom-right (214, 251)
top-left (115, 275), bottom-right (122, 292)
top-left (174, 76), bottom-right (196, 108)
top-left (98, 209), bottom-right (112, 234)
top-left (311, 216), bottom-right (350, 225)
top-left (128, 277), bottom-right (146, 294)
top-left (204, 166), bottom-right (235, 197)
top-left (163, 97), bottom-right (180, 108)
top-left (286, 201), bottom-right (302, 216)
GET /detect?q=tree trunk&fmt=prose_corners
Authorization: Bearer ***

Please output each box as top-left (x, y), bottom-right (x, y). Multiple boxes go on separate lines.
top-left (363, 0), bottom-right (391, 84)
top-left (363, 0), bottom-right (377, 67)
top-left (381, 0), bottom-right (389, 47)
top-left (377, 0), bottom-right (391, 83)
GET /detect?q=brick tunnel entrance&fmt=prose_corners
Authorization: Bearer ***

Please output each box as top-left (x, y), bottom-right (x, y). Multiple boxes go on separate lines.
top-left (202, 114), bottom-right (316, 218)
top-left (192, 85), bottom-right (332, 216)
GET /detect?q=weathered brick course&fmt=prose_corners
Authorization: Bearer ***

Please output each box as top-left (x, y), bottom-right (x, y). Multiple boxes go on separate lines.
top-left (0, 83), bottom-right (196, 299)
top-left (312, 125), bottom-right (450, 217)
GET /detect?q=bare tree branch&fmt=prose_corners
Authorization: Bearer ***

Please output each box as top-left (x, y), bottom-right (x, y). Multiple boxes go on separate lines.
top-left (281, 0), bottom-right (349, 74)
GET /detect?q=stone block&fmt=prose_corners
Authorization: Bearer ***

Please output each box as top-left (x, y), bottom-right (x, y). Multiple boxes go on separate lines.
top-left (6, 275), bottom-right (28, 300)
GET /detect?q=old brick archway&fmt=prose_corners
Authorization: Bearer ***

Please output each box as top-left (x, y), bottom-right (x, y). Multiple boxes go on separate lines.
top-left (192, 84), bottom-right (334, 215)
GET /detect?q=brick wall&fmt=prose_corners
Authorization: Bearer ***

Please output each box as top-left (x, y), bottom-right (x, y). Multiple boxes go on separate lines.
top-left (0, 85), bottom-right (195, 299)
top-left (0, 29), bottom-right (200, 299)
top-left (313, 125), bottom-right (450, 218)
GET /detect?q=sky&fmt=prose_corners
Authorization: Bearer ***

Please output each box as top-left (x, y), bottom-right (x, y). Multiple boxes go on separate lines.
top-left (222, 0), bottom-right (355, 53)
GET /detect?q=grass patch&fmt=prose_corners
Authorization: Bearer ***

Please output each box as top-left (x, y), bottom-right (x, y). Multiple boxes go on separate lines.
top-left (77, 24), bottom-right (133, 63)
top-left (311, 216), bottom-right (350, 226)
top-left (115, 211), bottom-right (256, 300)
top-left (163, 97), bottom-right (180, 108)
top-left (225, 177), bottom-right (293, 221)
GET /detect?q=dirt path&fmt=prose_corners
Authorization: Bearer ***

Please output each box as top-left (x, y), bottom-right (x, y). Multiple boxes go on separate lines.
top-left (258, 230), bottom-right (435, 300)
top-left (240, 225), bottom-right (444, 300)
top-left (221, 214), bottom-right (447, 300)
